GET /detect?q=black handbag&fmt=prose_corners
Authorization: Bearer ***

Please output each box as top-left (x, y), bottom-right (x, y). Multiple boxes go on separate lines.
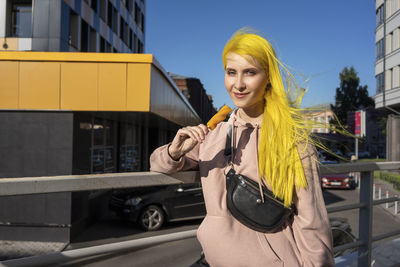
top-left (225, 124), bottom-right (294, 233)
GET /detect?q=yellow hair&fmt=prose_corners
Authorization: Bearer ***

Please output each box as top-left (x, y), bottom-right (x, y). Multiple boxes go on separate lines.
top-left (223, 29), bottom-right (314, 207)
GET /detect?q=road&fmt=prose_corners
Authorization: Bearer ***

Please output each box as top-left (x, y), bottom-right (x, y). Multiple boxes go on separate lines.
top-left (324, 181), bottom-right (400, 245)
top-left (61, 184), bottom-right (400, 266)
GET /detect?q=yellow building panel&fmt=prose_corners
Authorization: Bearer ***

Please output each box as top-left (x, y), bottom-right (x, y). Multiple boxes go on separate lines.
top-left (127, 63), bottom-right (151, 111)
top-left (0, 61), bottom-right (19, 109)
top-left (0, 51), bottom-right (153, 63)
top-left (61, 62), bottom-right (98, 111)
top-left (0, 38), bottom-right (18, 51)
top-left (98, 63), bottom-right (127, 111)
top-left (19, 62), bottom-right (60, 109)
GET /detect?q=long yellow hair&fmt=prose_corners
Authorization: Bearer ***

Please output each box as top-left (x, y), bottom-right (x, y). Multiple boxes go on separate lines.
top-left (223, 29), bottom-right (313, 207)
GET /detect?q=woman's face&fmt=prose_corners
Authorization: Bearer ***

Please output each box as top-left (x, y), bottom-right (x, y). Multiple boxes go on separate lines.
top-left (225, 53), bottom-right (269, 112)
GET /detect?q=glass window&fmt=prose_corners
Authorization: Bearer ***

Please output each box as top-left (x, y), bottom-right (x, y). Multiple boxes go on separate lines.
top-left (135, 3), bottom-right (140, 25)
top-left (69, 10), bottom-right (79, 49)
top-left (119, 123), bottom-right (140, 172)
top-left (107, 2), bottom-right (113, 29)
top-left (113, 7), bottom-right (118, 34)
top-left (11, 1), bottom-right (32, 37)
top-left (100, 0), bottom-right (107, 22)
top-left (376, 38), bottom-right (385, 60)
top-left (140, 12), bottom-right (145, 32)
top-left (129, 29), bottom-right (133, 50)
top-left (377, 5), bottom-right (384, 26)
top-left (91, 0), bottom-right (98, 13)
top-left (376, 72), bottom-right (385, 94)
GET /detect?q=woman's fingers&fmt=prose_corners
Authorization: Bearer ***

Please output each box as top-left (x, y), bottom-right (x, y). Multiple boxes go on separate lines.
top-left (169, 124), bottom-right (210, 159)
top-left (179, 124), bottom-right (208, 143)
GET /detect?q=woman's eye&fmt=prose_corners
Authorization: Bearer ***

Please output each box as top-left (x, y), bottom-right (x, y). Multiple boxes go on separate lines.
top-left (226, 70), bottom-right (236, 75)
top-left (246, 70), bottom-right (257, 75)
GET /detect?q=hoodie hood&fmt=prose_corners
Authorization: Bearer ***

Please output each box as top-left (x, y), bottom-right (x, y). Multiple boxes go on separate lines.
top-left (228, 108), bottom-right (263, 129)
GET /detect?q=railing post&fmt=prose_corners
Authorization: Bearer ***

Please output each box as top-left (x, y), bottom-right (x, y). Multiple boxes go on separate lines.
top-left (358, 171), bottom-right (373, 267)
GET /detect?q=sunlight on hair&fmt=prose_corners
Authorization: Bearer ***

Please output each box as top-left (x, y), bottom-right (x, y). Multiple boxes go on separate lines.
top-left (222, 28), bottom-right (351, 207)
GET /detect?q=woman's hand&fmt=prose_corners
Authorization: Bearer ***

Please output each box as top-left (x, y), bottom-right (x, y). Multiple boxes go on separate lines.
top-left (168, 124), bottom-right (209, 160)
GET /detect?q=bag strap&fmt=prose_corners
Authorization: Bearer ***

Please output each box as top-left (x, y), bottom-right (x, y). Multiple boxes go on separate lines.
top-left (224, 124), bottom-right (232, 157)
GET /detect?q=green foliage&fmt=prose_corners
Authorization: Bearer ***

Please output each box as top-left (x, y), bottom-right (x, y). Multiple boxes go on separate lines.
top-left (374, 171), bottom-right (400, 191)
top-left (379, 117), bottom-right (387, 136)
top-left (330, 66), bottom-right (375, 126)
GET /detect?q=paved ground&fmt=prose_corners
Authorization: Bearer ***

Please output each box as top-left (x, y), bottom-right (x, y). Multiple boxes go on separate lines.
top-left (335, 237), bottom-right (400, 267)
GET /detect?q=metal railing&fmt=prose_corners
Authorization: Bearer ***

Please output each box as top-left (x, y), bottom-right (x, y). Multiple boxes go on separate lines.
top-left (0, 161), bottom-right (400, 267)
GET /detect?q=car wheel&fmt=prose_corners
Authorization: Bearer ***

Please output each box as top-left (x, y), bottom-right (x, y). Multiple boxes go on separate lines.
top-left (139, 205), bottom-right (165, 231)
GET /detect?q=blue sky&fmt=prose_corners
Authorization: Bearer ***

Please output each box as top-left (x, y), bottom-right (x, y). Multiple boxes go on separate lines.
top-left (145, 1), bottom-right (376, 109)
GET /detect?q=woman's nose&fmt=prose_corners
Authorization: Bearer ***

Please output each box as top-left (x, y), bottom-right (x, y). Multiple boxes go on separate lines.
top-left (234, 75), bottom-right (245, 90)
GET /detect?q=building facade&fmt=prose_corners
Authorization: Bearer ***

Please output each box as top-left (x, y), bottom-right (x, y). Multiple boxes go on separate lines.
top-left (375, 0), bottom-right (400, 161)
top-left (0, 52), bottom-right (201, 251)
top-left (169, 73), bottom-right (217, 124)
top-left (0, 0), bottom-right (145, 53)
top-left (302, 103), bottom-right (335, 134)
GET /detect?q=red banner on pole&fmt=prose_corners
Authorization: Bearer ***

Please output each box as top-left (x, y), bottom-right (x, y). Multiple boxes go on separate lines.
top-left (355, 111), bottom-right (361, 135)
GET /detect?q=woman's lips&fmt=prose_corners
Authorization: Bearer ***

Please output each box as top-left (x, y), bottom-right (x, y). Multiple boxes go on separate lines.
top-left (233, 92), bottom-right (249, 98)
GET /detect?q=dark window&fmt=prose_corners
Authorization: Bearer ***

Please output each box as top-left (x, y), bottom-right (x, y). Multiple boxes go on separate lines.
top-left (134, 34), bottom-right (138, 52)
top-left (106, 42), bottom-right (112, 52)
top-left (100, 36), bottom-right (105, 52)
top-left (89, 27), bottom-right (97, 52)
top-left (73, 113), bottom-right (92, 175)
top-left (92, 118), bottom-right (117, 174)
top-left (138, 39), bottom-right (143, 53)
top-left (140, 12), bottom-right (145, 32)
top-left (81, 20), bottom-right (89, 52)
top-left (119, 123), bottom-right (140, 172)
top-left (10, 0), bottom-right (32, 37)
top-left (128, 0), bottom-right (134, 14)
top-left (107, 2), bottom-right (113, 28)
top-left (135, 3), bottom-right (140, 25)
top-left (376, 73), bottom-right (385, 94)
top-left (100, 0), bottom-right (106, 22)
top-left (91, 0), bottom-right (98, 13)
top-left (376, 38), bottom-right (385, 60)
top-left (124, 22), bottom-right (129, 45)
top-left (69, 9), bottom-right (79, 49)
top-left (120, 17), bottom-right (125, 42)
top-left (113, 7), bottom-right (118, 34)
top-left (129, 28), bottom-right (133, 50)
top-left (377, 5), bottom-right (384, 26)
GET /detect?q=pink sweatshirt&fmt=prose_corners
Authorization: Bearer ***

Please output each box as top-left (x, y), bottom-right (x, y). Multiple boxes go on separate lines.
top-left (150, 110), bottom-right (334, 267)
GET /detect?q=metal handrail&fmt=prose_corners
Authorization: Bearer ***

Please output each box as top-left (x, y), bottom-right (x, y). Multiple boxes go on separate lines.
top-left (0, 161), bottom-right (399, 266)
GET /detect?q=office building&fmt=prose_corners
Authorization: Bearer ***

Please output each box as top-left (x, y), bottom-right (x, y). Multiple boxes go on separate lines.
top-left (169, 73), bottom-right (217, 124)
top-left (0, 0), bottom-right (145, 53)
top-left (375, 0), bottom-right (400, 160)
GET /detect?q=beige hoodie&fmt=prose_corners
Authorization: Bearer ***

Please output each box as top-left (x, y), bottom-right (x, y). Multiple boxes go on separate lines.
top-left (150, 110), bottom-right (334, 267)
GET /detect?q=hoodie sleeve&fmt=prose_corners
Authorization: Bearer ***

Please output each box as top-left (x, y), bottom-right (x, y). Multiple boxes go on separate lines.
top-left (292, 144), bottom-right (334, 267)
top-left (149, 143), bottom-right (200, 174)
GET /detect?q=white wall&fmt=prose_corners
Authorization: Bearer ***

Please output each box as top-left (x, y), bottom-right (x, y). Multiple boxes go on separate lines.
top-left (0, 1), bottom-right (6, 37)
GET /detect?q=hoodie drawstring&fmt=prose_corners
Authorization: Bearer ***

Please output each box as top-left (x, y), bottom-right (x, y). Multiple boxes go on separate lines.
top-left (255, 124), bottom-right (265, 203)
top-left (230, 117), bottom-right (265, 203)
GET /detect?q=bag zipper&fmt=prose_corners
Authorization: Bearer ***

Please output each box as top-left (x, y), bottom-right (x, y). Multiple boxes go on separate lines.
top-left (238, 175), bottom-right (285, 206)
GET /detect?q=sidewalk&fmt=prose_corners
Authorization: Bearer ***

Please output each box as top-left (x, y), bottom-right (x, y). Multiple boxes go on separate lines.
top-left (335, 237), bottom-right (400, 267)
top-left (373, 177), bottom-right (400, 218)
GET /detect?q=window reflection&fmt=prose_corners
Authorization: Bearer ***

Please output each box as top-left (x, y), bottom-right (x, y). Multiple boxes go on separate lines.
top-left (11, 1), bottom-right (32, 37)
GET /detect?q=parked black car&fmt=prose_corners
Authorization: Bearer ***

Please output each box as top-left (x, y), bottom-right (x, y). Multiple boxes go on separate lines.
top-left (110, 183), bottom-right (206, 231)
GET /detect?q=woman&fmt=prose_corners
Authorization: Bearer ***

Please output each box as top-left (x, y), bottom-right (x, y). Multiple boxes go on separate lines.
top-left (150, 29), bottom-right (334, 267)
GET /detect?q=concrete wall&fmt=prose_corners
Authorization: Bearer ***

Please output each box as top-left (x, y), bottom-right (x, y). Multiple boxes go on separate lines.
top-left (387, 114), bottom-right (400, 161)
top-left (0, 111), bottom-right (73, 242)
top-left (0, 0), bottom-right (5, 37)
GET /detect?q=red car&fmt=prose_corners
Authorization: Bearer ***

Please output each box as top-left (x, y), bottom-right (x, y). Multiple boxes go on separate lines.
top-left (320, 173), bottom-right (356, 189)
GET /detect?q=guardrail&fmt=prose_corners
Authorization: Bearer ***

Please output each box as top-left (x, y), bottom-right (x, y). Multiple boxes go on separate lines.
top-left (0, 161), bottom-right (400, 267)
